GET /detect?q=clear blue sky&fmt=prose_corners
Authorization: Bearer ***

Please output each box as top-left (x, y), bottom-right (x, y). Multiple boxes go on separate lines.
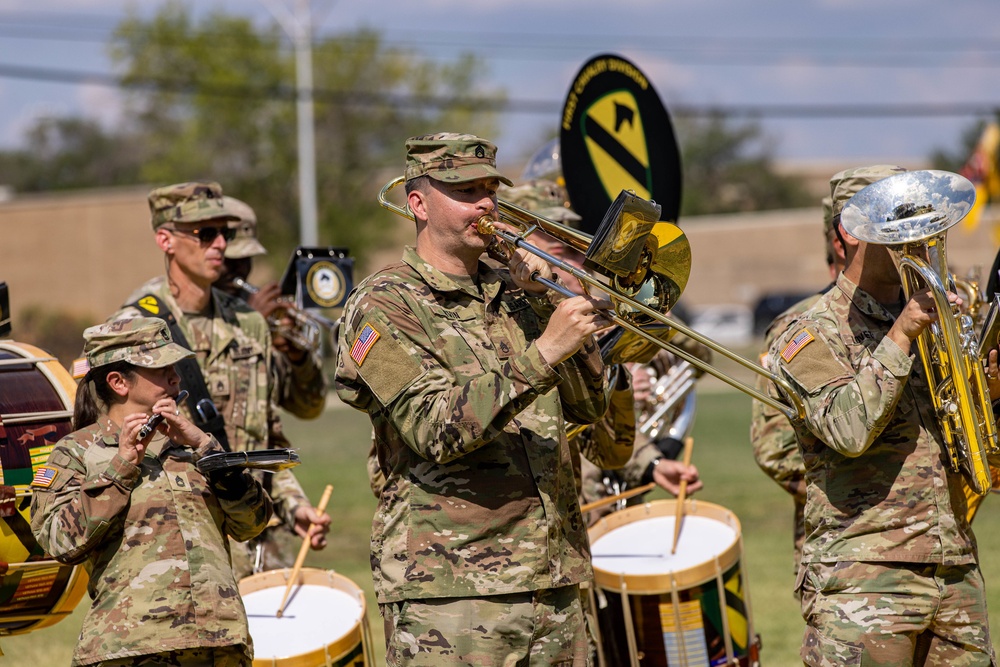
top-left (0, 0), bottom-right (998, 172)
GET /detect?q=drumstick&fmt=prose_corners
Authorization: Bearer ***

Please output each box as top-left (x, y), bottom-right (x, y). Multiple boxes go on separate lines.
top-left (670, 437), bottom-right (694, 555)
top-left (580, 482), bottom-right (655, 514)
top-left (276, 484), bottom-right (333, 618)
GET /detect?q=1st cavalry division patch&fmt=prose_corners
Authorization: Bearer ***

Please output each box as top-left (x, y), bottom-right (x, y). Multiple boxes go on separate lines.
top-left (781, 329), bottom-right (815, 363)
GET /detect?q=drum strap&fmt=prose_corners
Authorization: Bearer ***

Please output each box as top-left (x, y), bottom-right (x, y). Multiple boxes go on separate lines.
top-left (129, 296), bottom-right (231, 451)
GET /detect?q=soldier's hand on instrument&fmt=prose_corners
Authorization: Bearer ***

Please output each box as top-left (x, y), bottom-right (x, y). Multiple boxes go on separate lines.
top-left (889, 290), bottom-right (959, 351)
top-left (652, 459), bottom-right (703, 497)
top-left (293, 504), bottom-right (332, 550)
top-left (246, 282), bottom-right (285, 320)
top-left (536, 295), bottom-right (615, 366)
top-left (986, 348), bottom-right (1000, 401)
top-left (118, 412), bottom-right (152, 465)
top-left (509, 249), bottom-right (552, 295)
top-left (153, 397), bottom-right (212, 450)
top-left (626, 363), bottom-right (653, 406)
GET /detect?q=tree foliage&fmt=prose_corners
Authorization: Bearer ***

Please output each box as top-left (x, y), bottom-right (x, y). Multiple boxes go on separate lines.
top-left (106, 2), bottom-right (501, 269)
top-left (675, 113), bottom-right (812, 216)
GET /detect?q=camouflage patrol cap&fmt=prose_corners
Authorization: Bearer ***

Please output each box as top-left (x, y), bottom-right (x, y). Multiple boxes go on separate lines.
top-left (148, 181), bottom-right (241, 230)
top-left (821, 196), bottom-right (834, 237)
top-left (501, 179), bottom-right (582, 227)
top-left (830, 165), bottom-right (907, 220)
top-left (84, 317), bottom-right (194, 369)
top-left (222, 196), bottom-right (268, 259)
top-left (405, 133), bottom-right (513, 186)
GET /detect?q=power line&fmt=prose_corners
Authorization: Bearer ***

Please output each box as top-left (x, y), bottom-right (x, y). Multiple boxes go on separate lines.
top-left (1, 61), bottom-right (997, 121)
top-left (0, 17), bottom-right (999, 69)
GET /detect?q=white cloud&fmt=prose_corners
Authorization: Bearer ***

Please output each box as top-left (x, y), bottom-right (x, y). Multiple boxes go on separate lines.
top-left (76, 80), bottom-right (123, 132)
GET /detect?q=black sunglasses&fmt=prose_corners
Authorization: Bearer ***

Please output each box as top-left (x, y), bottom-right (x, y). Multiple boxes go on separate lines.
top-left (166, 225), bottom-right (237, 244)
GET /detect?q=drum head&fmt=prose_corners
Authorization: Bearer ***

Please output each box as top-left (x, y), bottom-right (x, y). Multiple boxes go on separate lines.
top-left (589, 499), bottom-right (742, 594)
top-left (240, 568), bottom-right (365, 664)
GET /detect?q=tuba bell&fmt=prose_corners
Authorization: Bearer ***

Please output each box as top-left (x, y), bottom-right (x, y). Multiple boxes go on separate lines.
top-left (841, 169), bottom-right (1000, 496)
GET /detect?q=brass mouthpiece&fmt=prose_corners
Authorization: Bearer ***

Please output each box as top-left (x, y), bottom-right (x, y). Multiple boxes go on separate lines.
top-left (476, 215), bottom-right (498, 235)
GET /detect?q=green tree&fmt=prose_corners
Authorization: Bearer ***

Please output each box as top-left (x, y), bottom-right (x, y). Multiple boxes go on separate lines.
top-left (0, 117), bottom-right (144, 192)
top-left (108, 2), bottom-right (502, 271)
top-left (675, 112), bottom-right (812, 216)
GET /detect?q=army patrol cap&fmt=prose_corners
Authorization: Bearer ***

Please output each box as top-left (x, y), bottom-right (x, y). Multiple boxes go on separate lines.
top-left (148, 181), bottom-right (241, 230)
top-left (501, 179), bottom-right (582, 228)
top-left (405, 132), bottom-right (513, 186)
top-left (222, 196), bottom-right (268, 259)
top-left (83, 317), bottom-right (194, 369)
top-left (830, 165), bottom-right (907, 220)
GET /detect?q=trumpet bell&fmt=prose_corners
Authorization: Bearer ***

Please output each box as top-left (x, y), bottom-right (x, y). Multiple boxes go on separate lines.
top-left (841, 170), bottom-right (976, 245)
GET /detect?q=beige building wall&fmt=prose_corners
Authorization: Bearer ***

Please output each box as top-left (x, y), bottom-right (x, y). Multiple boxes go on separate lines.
top-left (1, 185), bottom-right (997, 328)
top-left (0, 186), bottom-right (163, 324)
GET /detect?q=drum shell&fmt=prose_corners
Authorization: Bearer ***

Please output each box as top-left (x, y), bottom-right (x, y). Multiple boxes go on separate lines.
top-left (0, 341), bottom-right (87, 635)
top-left (588, 499), bottom-right (757, 667)
top-left (239, 567), bottom-right (368, 667)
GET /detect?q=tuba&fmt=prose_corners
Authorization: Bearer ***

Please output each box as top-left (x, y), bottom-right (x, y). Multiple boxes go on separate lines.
top-left (841, 170), bottom-right (1000, 496)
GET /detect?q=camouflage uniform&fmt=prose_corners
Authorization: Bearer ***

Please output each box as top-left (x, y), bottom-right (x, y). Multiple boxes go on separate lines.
top-left (336, 134), bottom-right (610, 665)
top-left (751, 292), bottom-right (824, 573)
top-left (110, 182), bottom-right (320, 579)
top-left (30, 318), bottom-right (271, 666)
top-left (750, 197), bottom-right (835, 578)
top-left (769, 165), bottom-right (994, 666)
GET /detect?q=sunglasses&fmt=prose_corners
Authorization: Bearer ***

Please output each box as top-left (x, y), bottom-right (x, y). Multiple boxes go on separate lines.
top-left (165, 225), bottom-right (237, 244)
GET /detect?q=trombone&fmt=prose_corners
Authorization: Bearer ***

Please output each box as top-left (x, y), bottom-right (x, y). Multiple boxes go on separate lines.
top-left (378, 176), bottom-right (805, 422)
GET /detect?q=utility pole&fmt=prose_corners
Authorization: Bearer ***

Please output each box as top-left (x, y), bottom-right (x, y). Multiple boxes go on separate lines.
top-left (262, 0), bottom-right (319, 246)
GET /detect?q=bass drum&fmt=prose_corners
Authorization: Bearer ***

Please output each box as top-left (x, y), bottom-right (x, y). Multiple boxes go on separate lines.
top-left (0, 341), bottom-right (87, 635)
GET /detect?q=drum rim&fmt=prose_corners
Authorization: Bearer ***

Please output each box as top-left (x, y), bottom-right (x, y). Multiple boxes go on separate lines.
top-left (587, 499), bottom-right (743, 594)
top-left (239, 567), bottom-right (366, 666)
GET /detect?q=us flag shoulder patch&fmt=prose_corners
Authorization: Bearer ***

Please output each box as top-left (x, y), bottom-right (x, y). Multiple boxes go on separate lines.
top-left (350, 323), bottom-right (380, 366)
top-left (781, 329), bottom-right (815, 363)
top-left (71, 357), bottom-right (90, 380)
top-left (31, 466), bottom-right (58, 489)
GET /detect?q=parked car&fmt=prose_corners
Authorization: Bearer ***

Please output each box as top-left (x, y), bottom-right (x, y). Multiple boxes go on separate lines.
top-left (689, 304), bottom-right (754, 346)
top-left (752, 291), bottom-right (821, 336)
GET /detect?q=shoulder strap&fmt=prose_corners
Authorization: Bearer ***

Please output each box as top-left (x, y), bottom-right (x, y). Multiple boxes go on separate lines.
top-left (129, 295), bottom-right (231, 451)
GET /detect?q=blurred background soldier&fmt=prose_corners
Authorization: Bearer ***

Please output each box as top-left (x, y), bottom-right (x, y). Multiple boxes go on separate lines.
top-left (215, 196), bottom-right (328, 416)
top-left (750, 195), bottom-right (843, 579)
top-left (110, 182), bottom-right (330, 580)
top-left (212, 195), bottom-right (330, 574)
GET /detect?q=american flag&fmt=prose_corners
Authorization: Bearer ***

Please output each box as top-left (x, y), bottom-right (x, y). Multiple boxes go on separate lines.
top-left (31, 466), bottom-right (58, 489)
top-left (71, 357), bottom-right (90, 379)
top-left (781, 330), bottom-right (814, 363)
top-left (350, 323), bottom-right (380, 365)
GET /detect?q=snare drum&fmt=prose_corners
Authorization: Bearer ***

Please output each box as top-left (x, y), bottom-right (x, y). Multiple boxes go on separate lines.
top-left (588, 499), bottom-right (760, 667)
top-left (0, 341), bottom-right (87, 636)
top-left (239, 567), bottom-right (373, 666)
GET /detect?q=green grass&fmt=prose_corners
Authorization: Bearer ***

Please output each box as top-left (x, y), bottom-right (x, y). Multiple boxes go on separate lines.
top-left (7, 390), bottom-right (1000, 666)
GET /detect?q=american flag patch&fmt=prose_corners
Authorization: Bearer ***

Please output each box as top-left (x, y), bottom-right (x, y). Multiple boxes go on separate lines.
top-left (781, 329), bottom-right (815, 363)
top-left (350, 323), bottom-right (380, 366)
top-left (31, 466), bottom-right (58, 489)
top-left (71, 357), bottom-right (90, 380)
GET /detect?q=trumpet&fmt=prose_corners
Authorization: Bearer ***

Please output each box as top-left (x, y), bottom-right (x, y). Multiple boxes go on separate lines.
top-left (841, 169), bottom-right (999, 496)
top-left (231, 277), bottom-right (336, 354)
top-left (378, 176), bottom-right (805, 422)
